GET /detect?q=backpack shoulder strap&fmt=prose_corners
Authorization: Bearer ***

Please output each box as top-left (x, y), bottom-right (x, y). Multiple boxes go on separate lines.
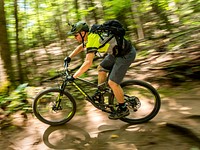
top-left (98, 34), bottom-right (115, 49)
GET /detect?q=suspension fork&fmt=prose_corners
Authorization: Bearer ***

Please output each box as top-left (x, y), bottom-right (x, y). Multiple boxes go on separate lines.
top-left (55, 80), bottom-right (67, 107)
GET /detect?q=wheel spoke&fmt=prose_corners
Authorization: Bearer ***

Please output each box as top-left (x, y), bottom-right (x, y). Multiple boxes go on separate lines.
top-left (33, 88), bottom-right (76, 125)
top-left (120, 80), bottom-right (161, 124)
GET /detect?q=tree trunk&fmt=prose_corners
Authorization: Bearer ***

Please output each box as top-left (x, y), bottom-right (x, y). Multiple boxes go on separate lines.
top-left (0, 0), bottom-right (15, 84)
top-left (14, 0), bottom-right (24, 83)
top-left (35, 0), bottom-right (51, 62)
top-left (0, 50), bottom-right (7, 83)
top-left (74, 0), bottom-right (80, 20)
top-left (131, 0), bottom-right (144, 40)
top-left (151, 0), bottom-right (173, 32)
top-left (88, 0), bottom-right (98, 24)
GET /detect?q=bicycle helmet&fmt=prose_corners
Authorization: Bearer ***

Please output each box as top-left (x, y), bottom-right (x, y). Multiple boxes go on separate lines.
top-left (68, 21), bottom-right (89, 35)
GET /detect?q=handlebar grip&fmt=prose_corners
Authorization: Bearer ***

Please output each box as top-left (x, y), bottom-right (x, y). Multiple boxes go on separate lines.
top-left (64, 56), bottom-right (71, 68)
top-left (64, 61), bottom-right (68, 68)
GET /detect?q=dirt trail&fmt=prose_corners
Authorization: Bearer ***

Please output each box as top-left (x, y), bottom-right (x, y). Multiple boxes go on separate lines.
top-left (0, 81), bottom-right (200, 150)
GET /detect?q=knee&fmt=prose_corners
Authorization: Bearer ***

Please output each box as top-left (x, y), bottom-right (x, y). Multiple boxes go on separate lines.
top-left (97, 65), bottom-right (109, 73)
top-left (108, 80), bottom-right (119, 88)
top-left (97, 65), bottom-right (103, 72)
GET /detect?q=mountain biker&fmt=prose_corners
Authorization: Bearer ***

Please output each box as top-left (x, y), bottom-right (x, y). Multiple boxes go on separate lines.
top-left (65, 20), bottom-right (136, 119)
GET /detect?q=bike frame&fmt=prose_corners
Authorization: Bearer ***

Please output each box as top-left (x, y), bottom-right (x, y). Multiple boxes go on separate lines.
top-left (57, 69), bottom-right (113, 113)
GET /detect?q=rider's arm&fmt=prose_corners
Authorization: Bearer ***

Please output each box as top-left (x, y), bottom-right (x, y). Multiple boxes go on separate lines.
top-left (69, 44), bottom-right (84, 58)
top-left (73, 33), bottom-right (99, 78)
top-left (73, 52), bottom-right (95, 78)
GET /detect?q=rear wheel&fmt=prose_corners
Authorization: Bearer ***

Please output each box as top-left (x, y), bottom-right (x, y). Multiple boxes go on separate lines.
top-left (121, 80), bottom-right (161, 124)
top-left (109, 80), bottom-right (161, 124)
top-left (33, 88), bottom-right (76, 126)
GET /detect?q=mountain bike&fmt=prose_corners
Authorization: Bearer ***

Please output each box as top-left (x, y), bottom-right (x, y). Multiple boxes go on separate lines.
top-left (32, 63), bottom-right (161, 126)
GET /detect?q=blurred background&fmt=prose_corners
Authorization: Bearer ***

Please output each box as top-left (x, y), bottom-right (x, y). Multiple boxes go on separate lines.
top-left (0, 0), bottom-right (200, 150)
top-left (0, 0), bottom-right (200, 143)
top-left (1, 0), bottom-right (199, 85)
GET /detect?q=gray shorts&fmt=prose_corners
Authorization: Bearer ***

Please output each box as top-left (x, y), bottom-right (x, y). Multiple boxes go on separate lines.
top-left (100, 47), bottom-right (136, 84)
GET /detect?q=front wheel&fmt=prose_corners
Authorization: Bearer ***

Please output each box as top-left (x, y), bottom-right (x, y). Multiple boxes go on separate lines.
top-left (120, 80), bottom-right (161, 124)
top-left (33, 88), bottom-right (76, 126)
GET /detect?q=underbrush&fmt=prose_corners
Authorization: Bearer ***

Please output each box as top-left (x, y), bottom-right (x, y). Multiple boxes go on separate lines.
top-left (0, 83), bottom-right (32, 128)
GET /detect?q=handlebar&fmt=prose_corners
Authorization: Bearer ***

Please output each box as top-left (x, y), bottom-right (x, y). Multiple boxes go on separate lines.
top-left (64, 63), bottom-right (70, 77)
top-left (40, 61), bottom-right (71, 84)
top-left (64, 61), bottom-right (69, 69)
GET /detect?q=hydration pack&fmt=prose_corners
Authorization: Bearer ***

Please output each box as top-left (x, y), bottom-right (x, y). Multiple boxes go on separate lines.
top-left (90, 20), bottom-right (131, 56)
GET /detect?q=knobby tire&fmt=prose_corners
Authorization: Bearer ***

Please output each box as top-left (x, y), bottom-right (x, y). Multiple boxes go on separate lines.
top-left (109, 80), bottom-right (161, 124)
top-left (33, 88), bottom-right (76, 126)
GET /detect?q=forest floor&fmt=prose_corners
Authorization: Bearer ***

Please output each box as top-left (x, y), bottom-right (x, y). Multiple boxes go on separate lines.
top-left (0, 44), bottom-right (200, 150)
top-left (0, 81), bottom-right (200, 150)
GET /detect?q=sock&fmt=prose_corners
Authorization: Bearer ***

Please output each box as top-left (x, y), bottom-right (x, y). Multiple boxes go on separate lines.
top-left (119, 103), bottom-right (127, 111)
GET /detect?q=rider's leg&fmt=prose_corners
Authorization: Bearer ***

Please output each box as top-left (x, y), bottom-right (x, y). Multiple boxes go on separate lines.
top-left (108, 79), bottom-right (130, 119)
top-left (108, 79), bottom-right (124, 103)
top-left (108, 79), bottom-right (128, 110)
top-left (107, 48), bottom-right (136, 119)
top-left (91, 66), bottom-right (108, 102)
top-left (97, 65), bottom-right (107, 86)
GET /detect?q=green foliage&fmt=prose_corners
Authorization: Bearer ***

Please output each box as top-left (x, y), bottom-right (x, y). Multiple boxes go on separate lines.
top-left (103, 0), bottom-right (131, 19)
top-left (1, 0), bottom-right (200, 86)
top-left (137, 50), bottom-right (150, 58)
top-left (0, 81), bottom-right (10, 96)
top-left (48, 68), bottom-right (57, 77)
top-left (3, 0), bottom-right (200, 53)
top-left (0, 83), bottom-right (32, 115)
